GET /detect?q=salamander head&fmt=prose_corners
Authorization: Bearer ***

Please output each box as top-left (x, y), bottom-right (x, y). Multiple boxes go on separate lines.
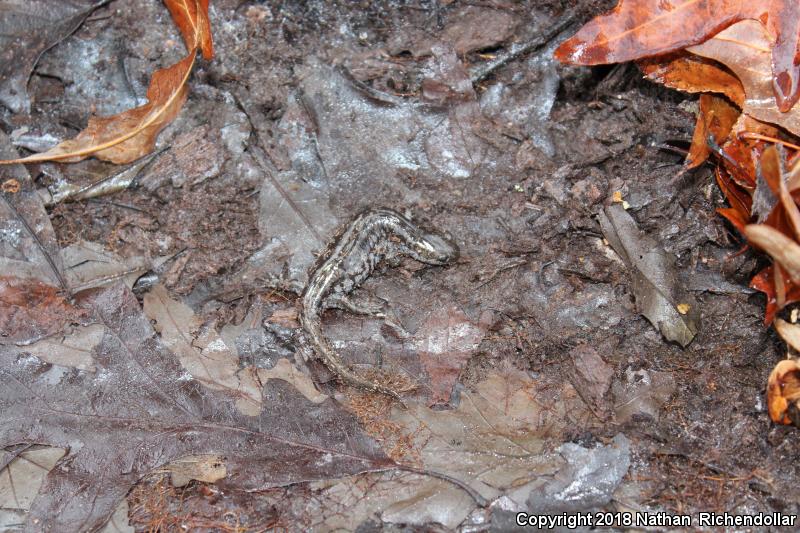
top-left (409, 230), bottom-right (459, 265)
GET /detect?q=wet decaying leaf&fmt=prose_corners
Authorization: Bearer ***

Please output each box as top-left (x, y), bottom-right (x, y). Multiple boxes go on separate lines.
top-left (554, 0), bottom-right (800, 111)
top-left (411, 305), bottom-right (488, 405)
top-left (0, 275), bottom-right (87, 346)
top-left (599, 204), bottom-right (700, 347)
top-left (568, 344), bottom-right (614, 419)
top-left (0, 284), bottom-right (391, 531)
top-left (0, 446), bottom-right (66, 529)
top-left (61, 240), bottom-right (158, 293)
top-left (143, 284), bottom-right (265, 416)
top-left (0, 0), bottom-right (105, 113)
top-left (0, 133), bottom-right (63, 288)
top-left (304, 366), bottom-right (606, 530)
top-left (688, 20), bottom-right (800, 137)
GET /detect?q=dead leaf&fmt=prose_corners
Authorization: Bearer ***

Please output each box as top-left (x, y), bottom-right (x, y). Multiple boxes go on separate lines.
top-left (555, 1), bottom-right (800, 111)
top-left (0, 446), bottom-right (66, 527)
top-left (568, 344), bottom-right (614, 419)
top-left (767, 358), bottom-right (800, 425)
top-left (62, 240), bottom-right (157, 292)
top-left (0, 53), bottom-right (194, 165)
top-left (159, 454), bottom-right (226, 487)
top-left (164, 0), bottom-right (213, 59)
top-left (21, 324), bottom-right (105, 371)
top-left (0, 1), bottom-right (105, 113)
top-left (599, 204), bottom-right (700, 347)
top-left (750, 265), bottom-right (800, 325)
top-left (686, 93), bottom-right (740, 169)
top-left (0, 0), bottom-right (213, 165)
top-left (310, 367), bottom-right (594, 530)
top-left (143, 284), bottom-right (264, 416)
top-left (688, 20), bottom-right (800, 137)
top-left (612, 367), bottom-right (676, 424)
top-left (0, 133), bottom-right (64, 288)
top-left (257, 358), bottom-right (328, 404)
top-left (743, 224), bottom-right (800, 281)
top-left (0, 283), bottom-right (391, 531)
top-left (412, 305), bottom-right (487, 405)
top-left (775, 318), bottom-right (800, 353)
top-left (639, 54), bottom-right (745, 107)
top-left (0, 275), bottom-right (87, 345)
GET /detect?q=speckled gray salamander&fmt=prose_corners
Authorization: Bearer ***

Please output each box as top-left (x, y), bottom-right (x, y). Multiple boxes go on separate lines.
top-left (300, 208), bottom-right (459, 401)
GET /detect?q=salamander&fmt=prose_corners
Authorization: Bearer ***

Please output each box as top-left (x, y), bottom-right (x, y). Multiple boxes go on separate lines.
top-left (299, 208), bottom-right (459, 401)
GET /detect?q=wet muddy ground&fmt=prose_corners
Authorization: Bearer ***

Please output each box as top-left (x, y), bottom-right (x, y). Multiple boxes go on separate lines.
top-left (4, 0), bottom-right (799, 530)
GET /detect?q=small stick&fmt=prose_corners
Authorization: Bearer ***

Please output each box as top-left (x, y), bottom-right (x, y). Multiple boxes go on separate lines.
top-left (470, 14), bottom-right (578, 84)
top-left (397, 464), bottom-right (489, 507)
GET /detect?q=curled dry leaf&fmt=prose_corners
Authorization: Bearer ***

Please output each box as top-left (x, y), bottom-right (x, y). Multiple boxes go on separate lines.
top-left (775, 318), bottom-right (800, 353)
top-left (0, 0), bottom-right (212, 165)
top-left (639, 54), bottom-right (745, 107)
top-left (599, 204), bottom-right (700, 347)
top-left (0, 54), bottom-right (194, 165)
top-left (143, 284), bottom-right (264, 416)
top-left (750, 266), bottom-right (800, 325)
top-left (767, 358), bottom-right (800, 425)
top-left (743, 224), bottom-right (800, 282)
top-left (164, 0), bottom-right (213, 59)
top-left (686, 93), bottom-right (740, 169)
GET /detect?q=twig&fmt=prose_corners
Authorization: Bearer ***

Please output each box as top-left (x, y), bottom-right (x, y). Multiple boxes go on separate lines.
top-left (470, 14), bottom-right (578, 84)
top-left (397, 464), bottom-right (489, 507)
top-left (39, 148), bottom-right (165, 206)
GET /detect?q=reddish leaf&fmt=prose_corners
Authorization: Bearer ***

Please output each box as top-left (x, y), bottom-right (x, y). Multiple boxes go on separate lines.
top-left (639, 53), bottom-right (745, 107)
top-left (715, 167), bottom-right (752, 225)
top-left (688, 20), bottom-right (800, 136)
top-left (686, 93), bottom-right (740, 168)
top-left (164, 0), bottom-right (213, 59)
top-left (0, 275), bottom-right (87, 344)
top-left (751, 266), bottom-right (800, 324)
top-left (0, 0), bottom-right (213, 165)
top-left (555, 0), bottom-right (800, 111)
top-left (0, 53), bottom-right (194, 165)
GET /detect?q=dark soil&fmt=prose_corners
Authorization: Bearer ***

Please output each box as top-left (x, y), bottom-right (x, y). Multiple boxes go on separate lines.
top-left (5, 0), bottom-right (798, 529)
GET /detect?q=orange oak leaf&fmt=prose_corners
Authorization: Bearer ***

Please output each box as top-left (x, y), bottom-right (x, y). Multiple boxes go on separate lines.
top-left (0, 0), bottom-right (213, 165)
top-left (766, 358), bottom-right (800, 424)
top-left (164, 0), bottom-right (213, 59)
top-left (1, 54), bottom-right (194, 165)
top-left (688, 20), bottom-right (800, 137)
top-left (639, 54), bottom-right (745, 107)
top-left (555, 0), bottom-right (800, 112)
top-left (686, 93), bottom-right (740, 168)
top-left (751, 266), bottom-right (800, 325)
